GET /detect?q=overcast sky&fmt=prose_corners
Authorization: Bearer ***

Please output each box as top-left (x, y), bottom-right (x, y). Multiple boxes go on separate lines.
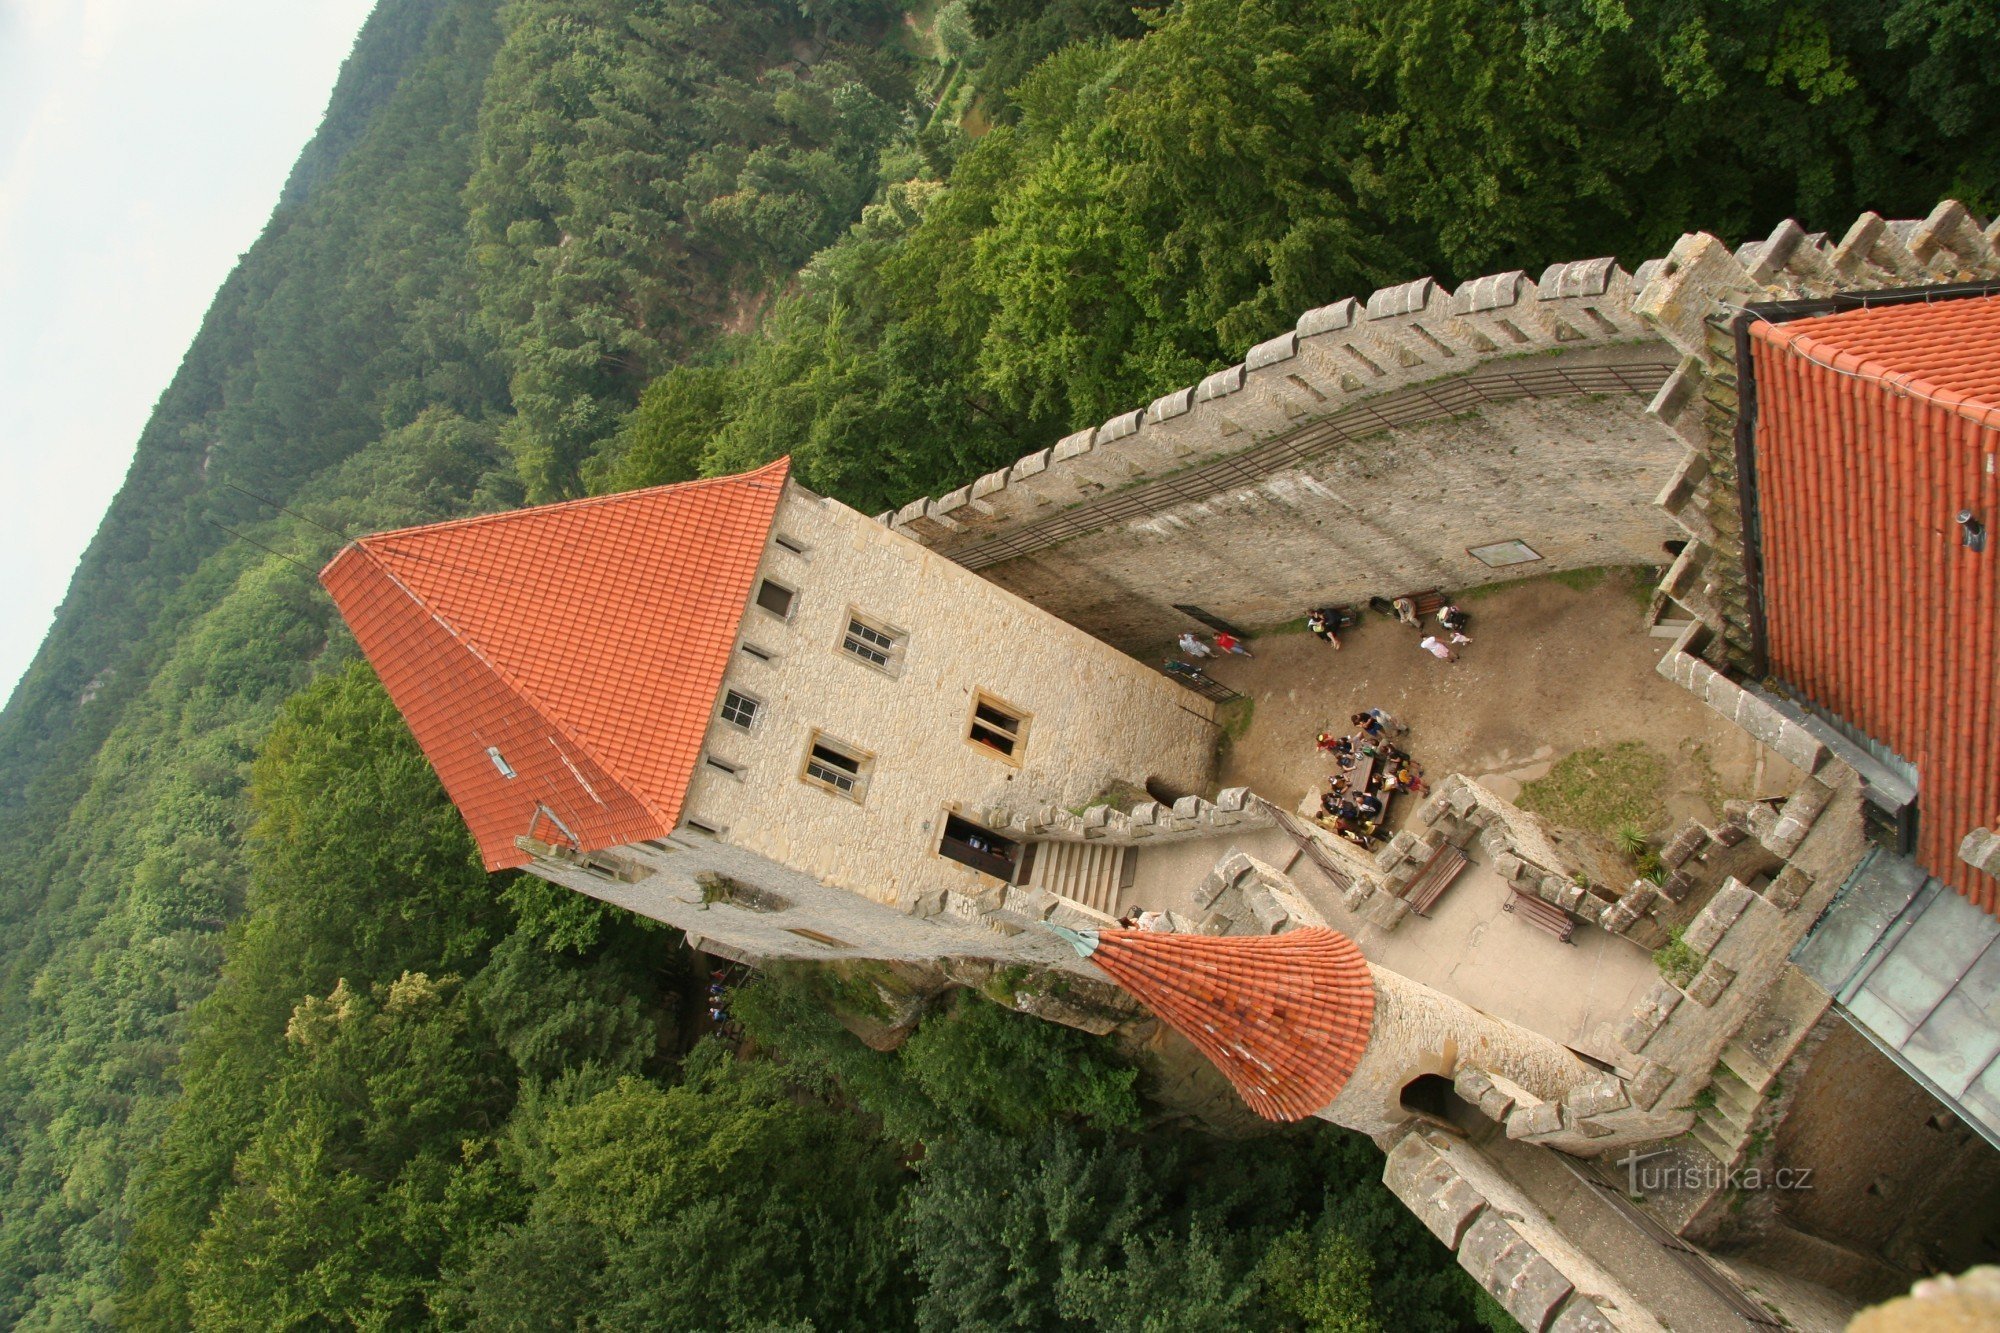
top-left (0, 0), bottom-right (378, 707)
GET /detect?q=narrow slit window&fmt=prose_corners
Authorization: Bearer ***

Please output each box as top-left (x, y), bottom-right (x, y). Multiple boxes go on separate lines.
top-left (705, 755), bottom-right (742, 777)
top-left (802, 732), bottom-right (871, 800)
top-left (740, 643), bottom-right (774, 662)
top-left (774, 534), bottom-right (808, 555)
top-left (785, 927), bottom-right (852, 949)
top-left (968, 693), bottom-right (1029, 760)
top-left (720, 690), bottom-right (760, 730)
top-left (685, 820), bottom-right (721, 836)
top-left (840, 610), bottom-right (905, 671)
top-left (755, 579), bottom-right (796, 618)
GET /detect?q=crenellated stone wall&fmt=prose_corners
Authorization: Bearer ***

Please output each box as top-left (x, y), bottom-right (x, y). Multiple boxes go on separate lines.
top-left (1639, 201), bottom-right (2000, 668)
top-left (877, 261), bottom-right (1688, 645)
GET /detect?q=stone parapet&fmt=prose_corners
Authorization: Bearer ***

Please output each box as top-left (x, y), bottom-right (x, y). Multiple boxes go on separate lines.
top-left (975, 786), bottom-right (1271, 846)
top-left (1382, 1130), bottom-right (1669, 1332)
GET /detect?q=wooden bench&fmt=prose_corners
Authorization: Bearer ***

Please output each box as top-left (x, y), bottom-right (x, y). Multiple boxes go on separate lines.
top-left (1403, 844), bottom-right (1469, 916)
top-left (1504, 887), bottom-right (1577, 943)
top-left (1399, 588), bottom-right (1449, 617)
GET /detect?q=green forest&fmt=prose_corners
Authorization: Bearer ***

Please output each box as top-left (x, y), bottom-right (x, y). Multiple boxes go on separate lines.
top-left (0, 0), bottom-right (1994, 1326)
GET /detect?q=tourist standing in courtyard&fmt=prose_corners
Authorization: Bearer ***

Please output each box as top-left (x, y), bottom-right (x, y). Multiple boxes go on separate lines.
top-left (1177, 631), bottom-right (1213, 658)
top-left (1213, 631), bottom-right (1251, 656)
top-left (1419, 635), bottom-right (1456, 662)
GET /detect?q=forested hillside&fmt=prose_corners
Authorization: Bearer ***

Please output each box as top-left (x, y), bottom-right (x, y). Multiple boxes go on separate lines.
top-left (1, 0), bottom-right (1994, 1326)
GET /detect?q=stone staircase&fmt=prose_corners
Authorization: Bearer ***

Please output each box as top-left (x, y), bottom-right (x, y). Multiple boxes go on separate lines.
top-left (1027, 841), bottom-right (1134, 916)
top-left (1690, 1037), bottom-right (1771, 1166)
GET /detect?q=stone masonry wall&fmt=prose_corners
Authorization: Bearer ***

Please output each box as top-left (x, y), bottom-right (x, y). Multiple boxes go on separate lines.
top-left (684, 485), bottom-right (1220, 917)
top-left (970, 382), bottom-right (1686, 646)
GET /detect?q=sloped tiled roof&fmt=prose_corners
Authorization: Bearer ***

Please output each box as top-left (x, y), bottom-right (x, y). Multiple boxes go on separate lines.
top-left (1750, 298), bottom-right (1999, 913)
top-left (1084, 927), bottom-right (1377, 1121)
top-left (321, 459), bottom-right (791, 871)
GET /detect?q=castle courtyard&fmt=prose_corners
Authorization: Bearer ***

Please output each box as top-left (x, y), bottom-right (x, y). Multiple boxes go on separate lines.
top-left (1202, 568), bottom-right (1786, 836)
top-left (1104, 569), bottom-right (1805, 1064)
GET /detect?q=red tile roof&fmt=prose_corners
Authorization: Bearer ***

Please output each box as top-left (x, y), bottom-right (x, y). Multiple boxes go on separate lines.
top-left (1085, 927), bottom-right (1376, 1121)
top-left (1751, 298), bottom-right (2000, 913)
top-left (321, 459), bottom-right (791, 870)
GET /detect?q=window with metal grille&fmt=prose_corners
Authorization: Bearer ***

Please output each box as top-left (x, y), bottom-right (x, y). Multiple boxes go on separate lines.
top-left (802, 732), bottom-right (870, 799)
top-left (755, 579), bottom-right (795, 618)
top-left (720, 689), bottom-right (760, 729)
top-left (839, 611), bottom-right (905, 671)
top-left (968, 693), bottom-right (1029, 760)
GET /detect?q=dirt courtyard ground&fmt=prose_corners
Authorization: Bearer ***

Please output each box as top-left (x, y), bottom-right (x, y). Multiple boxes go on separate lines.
top-left (1201, 569), bottom-right (1791, 839)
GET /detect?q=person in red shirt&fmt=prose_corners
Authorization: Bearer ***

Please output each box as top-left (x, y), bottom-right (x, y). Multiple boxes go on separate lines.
top-left (1213, 631), bottom-right (1252, 656)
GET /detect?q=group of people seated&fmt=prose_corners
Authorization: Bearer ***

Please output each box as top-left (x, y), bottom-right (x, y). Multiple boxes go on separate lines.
top-left (1311, 708), bottom-right (1430, 848)
top-left (1304, 604), bottom-right (1357, 649)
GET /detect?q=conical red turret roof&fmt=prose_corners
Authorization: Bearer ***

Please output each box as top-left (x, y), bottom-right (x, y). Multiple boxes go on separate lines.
top-left (1083, 927), bottom-right (1376, 1121)
top-left (321, 459), bottom-right (791, 870)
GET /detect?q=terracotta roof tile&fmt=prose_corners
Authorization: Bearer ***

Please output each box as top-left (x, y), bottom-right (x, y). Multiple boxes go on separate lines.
top-left (1751, 299), bottom-right (1999, 913)
top-left (321, 459), bottom-right (791, 870)
top-left (1085, 927), bottom-right (1376, 1121)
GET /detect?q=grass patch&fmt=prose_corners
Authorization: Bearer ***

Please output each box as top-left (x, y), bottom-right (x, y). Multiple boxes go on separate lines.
top-left (1070, 779), bottom-right (1151, 814)
top-left (1517, 741), bottom-right (1669, 836)
top-left (1548, 565), bottom-right (1608, 592)
top-left (1259, 616), bottom-right (1310, 637)
top-left (1218, 695), bottom-right (1255, 741)
top-left (1213, 695), bottom-right (1256, 770)
top-left (1654, 927), bottom-right (1704, 987)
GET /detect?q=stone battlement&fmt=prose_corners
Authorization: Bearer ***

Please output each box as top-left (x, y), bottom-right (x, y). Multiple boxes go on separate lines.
top-left (882, 257), bottom-right (1660, 560)
top-left (880, 201), bottom-right (1999, 590)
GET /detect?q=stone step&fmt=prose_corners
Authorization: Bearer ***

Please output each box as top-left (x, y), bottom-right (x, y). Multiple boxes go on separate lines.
top-left (1716, 1039), bottom-right (1778, 1096)
top-left (1707, 1064), bottom-right (1761, 1121)
top-left (1029, 840), bottom-right (1128, 915)
top-left (1689, 1117), bottom-right (1739, 1167)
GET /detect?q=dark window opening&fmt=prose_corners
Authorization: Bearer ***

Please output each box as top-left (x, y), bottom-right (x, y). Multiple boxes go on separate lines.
top-left (740, 642), bottom-right (774, 662)
top-left (704, 755), bottom-right (741, 777)
top-left (774, 534), bottom-right (808, 555)
top-left (720, 690), bottom-right (760, 729)
top-left (841, 611), bottom-right (905, 670)
top-left (804, 733), bottom-right (869, 799)
top-left (939, 815), bottom-right (1022, 880)
top-left (1400, 1073), bottom-right (1459, 1120)
top-left (969, 695), bottom-right (1028, 759)
top-left (756, 579), bottom-right (795, 618)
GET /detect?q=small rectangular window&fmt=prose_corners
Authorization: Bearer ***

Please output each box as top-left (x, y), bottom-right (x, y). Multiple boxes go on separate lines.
top-left (840, 610), bottom-right (906, 672)
top-left (740, 643), bottom-right (774, 662)
top-left (486, 746), bottom-right (516, 779)
top-left (968, 693), bottom-right (1030, 761)
top-left (720, 689), bottom-right (760, 730)
top-left (774, 534), bottom-right (808, 555)
top-left (685, 820), bottom-right (722, 836)
top-left (802, 731), bottom-right (871, 801)
top-left (755, 579), bottom-right (795, 618)
top-left (705, 755), bottom-right (742, 777)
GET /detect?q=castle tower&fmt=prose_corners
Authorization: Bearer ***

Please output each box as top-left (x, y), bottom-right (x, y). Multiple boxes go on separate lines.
top-left (1053, 924), bottom-right (1609, 1142)
top-left (321, 459), bottom-right (1221, 963)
